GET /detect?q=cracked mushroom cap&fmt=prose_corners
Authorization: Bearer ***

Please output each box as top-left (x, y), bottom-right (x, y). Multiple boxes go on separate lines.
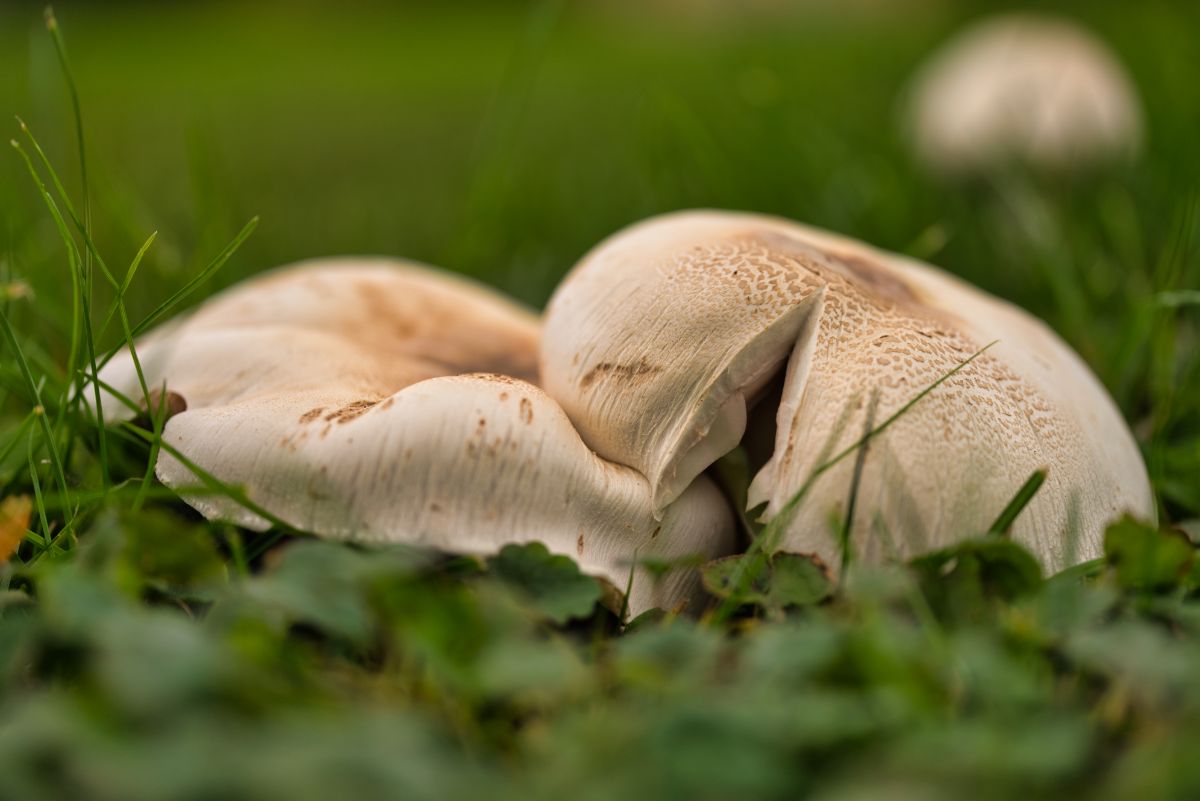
top-left (539, 210), bottom-right (1153, 571)
top-left (905, 13), bottom-right (1143, 174)
top-left (99, 258), bottom-right (735, 615)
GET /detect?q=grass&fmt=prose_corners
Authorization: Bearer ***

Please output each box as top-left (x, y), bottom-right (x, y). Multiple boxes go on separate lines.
top-left (1, 1), bottom-right (1199, 799)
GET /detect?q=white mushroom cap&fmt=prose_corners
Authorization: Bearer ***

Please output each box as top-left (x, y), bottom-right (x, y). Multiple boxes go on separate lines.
top-left (100, 258), bottom-right (735, 615)
top-left (108, 257), bottom-right (543, 389)
top-left (540, 210), bottom-right (1154, 571)
top-left (539, 214), bottom-right (823, 512)
top-left (905, 13), bottom-right (1143, 173)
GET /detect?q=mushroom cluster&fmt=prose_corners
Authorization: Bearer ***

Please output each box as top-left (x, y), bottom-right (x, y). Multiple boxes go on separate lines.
top-left (101, 212), bottom-right (1153, 614)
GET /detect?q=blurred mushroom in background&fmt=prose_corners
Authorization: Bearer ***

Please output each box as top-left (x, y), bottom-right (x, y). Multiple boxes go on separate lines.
top-left (904, 13), bottom-right (1144, 175)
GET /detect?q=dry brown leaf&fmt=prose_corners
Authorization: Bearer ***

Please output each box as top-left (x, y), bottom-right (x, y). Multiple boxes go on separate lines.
top-left (0, 495), bottom-right (33, 563)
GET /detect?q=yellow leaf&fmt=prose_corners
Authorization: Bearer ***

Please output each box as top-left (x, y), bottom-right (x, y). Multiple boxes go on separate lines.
top-left (0, 495), bottom-right (33, 563)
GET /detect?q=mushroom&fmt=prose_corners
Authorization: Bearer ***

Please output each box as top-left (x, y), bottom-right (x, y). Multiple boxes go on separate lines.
top-left (904, 13), bottom-right (1143, 174)
top-left (540, 210), bottom-right (1153, 571)
top-left (99, 258), bottom-right (735, 614)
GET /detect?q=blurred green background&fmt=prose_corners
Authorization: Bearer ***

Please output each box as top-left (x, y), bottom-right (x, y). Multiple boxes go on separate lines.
top-left (1, 0), bottom-right (1198, 509)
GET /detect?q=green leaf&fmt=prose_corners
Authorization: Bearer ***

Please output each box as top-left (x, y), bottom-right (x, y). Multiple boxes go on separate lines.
top-left (222, 540), bottom-right (424, 648)
top-left (766, 553), bottom-right (834, 608)
top-left (624, 607), bottom-right (668, 634)
top-left (910, 537), bottom-right (1043, 624)
top-left (701, 554), bottom-right (770, 607)
top-left (475, 638), bottom-right (586, 704)
top-left (700, 552), bottom-right (832, 612)
top-left (1103, 515), bottom-right (1195, 592)
top-left (486, 542), bottom-right (602, 624)
top-left (119, 508), bottom-right (228, 596)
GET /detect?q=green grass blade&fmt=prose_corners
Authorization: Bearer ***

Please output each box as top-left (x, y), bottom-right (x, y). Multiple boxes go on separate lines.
top-left (9, 140), bottom-right (82, 443)
top-left (987, 469), bottom-right (1048, 536)
top-left (114, 216), bottom-right (259, 351)
top-left (838, 388), bottom-right (880, 578)
top-left (17, 122), bottom-right (163, 487)
top-left (132, 384), bottom-right (169, 511)
top-left (44, 7), bottom-right (94, 292)
top-left (773, 341), bottom-right (998, 535)
top-left (17, 121), bottom-right (171, 507)
top-left (10, 139), bottom-right (110, 486)
top-left (26, 431), bottom-right (51, 551)
top-left (0, 410), bottom-right (38, 471)
top-left (16, 117), bottom-right (119, 291)
top-left (98, 231), bottom-right (158, 335)
top-left (22, 482), bottom-right (229, 513)
top-left (0, 306), bottom-right (72, 515)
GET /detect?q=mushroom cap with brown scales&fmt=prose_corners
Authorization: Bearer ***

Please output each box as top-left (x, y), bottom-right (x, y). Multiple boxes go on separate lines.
top-left (540, 210), bottom-right (1153, 571)
top-left (98, 258), bottom-right (736, 615)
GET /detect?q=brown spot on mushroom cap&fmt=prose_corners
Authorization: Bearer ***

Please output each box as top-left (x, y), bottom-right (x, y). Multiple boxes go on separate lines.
top-left (832, 253), bottom-right (921, 306)
top-left (146, 260), bottom-right (542, 398)
top-left (751, 230), bottom-right (923, 310)
top-left (468, 372), bottom-right (524, 385)
top-left (324, 399), bottom-right (380, 424)
top-left (343, 275), bottom-right (539, 382)
top-left (580, 358), bottom-right (663, 390)
top-left (519, 397), bottom-right (534, 425)
top-left (299, 407), bottom-right (325, 424)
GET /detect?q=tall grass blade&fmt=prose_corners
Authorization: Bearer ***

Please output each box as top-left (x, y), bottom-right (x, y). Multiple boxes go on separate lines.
top-left (987, 468), bottom-right (1048, 536)
top-left (117, 216), bottom-right (258, 348)
top-left (17, 122), bottom-right (163, 478)
top-left (98, 231), bottom-right (158, 335)
top-left (0, 411), bottom-right (39, 473)
top-left (0, 306), bottom-right (72, 514)
top-left (10, 138), bottom-right (110, 485)
top-left (44, 7), bottom-right (93, 290)
top-left (9, 140), bottom-right (82, 440)
top-left (26, 432), bottom-right (51, 549)
top-left (16, 117), bottom-right (119, 291)
top-left (838, 388), bottom-right (880, 578)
